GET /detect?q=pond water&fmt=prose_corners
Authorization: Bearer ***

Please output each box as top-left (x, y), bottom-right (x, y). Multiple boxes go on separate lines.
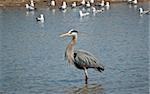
top-left (0, 2), bottom-right (149, 94)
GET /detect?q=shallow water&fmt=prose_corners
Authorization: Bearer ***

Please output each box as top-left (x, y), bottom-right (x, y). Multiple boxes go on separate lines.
top-left (0, 2), bottom-right (149, 94)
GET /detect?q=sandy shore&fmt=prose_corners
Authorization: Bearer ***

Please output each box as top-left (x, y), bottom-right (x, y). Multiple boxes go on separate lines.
top-left (0, 0), bottom-right (149, 7)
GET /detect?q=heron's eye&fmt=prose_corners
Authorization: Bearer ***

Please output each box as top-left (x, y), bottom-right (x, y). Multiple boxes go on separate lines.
top-left (69, 32), bottom-right (72, 34)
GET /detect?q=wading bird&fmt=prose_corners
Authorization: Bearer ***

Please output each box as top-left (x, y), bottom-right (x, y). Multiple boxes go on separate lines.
top-left (60, 29), bottom-right (104, 84)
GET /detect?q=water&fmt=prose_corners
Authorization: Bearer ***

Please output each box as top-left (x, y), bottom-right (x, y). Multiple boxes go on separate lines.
top-left (0, 2), bottom-right (149, 94)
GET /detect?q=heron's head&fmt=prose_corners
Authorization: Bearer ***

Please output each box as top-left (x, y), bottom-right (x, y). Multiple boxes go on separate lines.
top-left (60, 29), bottom-right (78, 38)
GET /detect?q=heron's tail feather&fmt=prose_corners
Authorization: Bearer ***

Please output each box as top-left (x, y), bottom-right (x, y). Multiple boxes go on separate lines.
top-left (97, 66), bottom-right (104, 72)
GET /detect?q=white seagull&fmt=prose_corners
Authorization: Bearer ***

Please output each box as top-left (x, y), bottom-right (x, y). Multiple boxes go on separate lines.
top-left (139, 7), bottom-right (150, 15)
top-left (132, 0), bottom-right (137, 4)
top-left (51, 0), bottom-right (55, 6)
top-left (79, 10), bottom-right (90, 17)
top-left (92, 7), bottom-right (104, 13)
top-left (36, 14), bottom-right (45, 22)
top-left (105, 2), bottom-right (110, 7)
top-left (86, 1), bottom-right (91, 8)
top-left (105, 2), bottom-right (110, 10)
top-left (30, 0), bottom-right (34, 7)
top-left (71, 2), bottom-right (77, 8)
top-left (60, 1), bottom-right (67, 10)
top-left (81, 0), bottom-right (86, 5)
top-left (127, 0), bottom-right (137, 4)
top-left (90, 0), bottom-right (95, 4)
top-left (25, 4), bottom-right (35, 11)
top-left (100, 0), bottom-right (105, 7)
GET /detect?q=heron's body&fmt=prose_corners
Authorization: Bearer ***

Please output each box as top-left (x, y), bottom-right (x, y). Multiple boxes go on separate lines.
top-left (60, 29), bottom-right (104, 84)
top-left (73, 50), bottom-right (104, 72)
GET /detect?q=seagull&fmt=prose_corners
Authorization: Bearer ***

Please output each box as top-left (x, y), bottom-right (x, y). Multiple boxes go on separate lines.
top-left (132, 0), bottom-right (137, 5)
top-left (91, 7), bottom-right (104, 13)
top-left (60, 1), bottom-right (67, 10)
top-left (90, 0), bottom-right (95, 4)
top-left (36, 14), bottom-right (45, 22)
top-left (81, 0), bottom-right (86, 5)
top-left (30, 0), bottom-right (34, 7)
top-left (139, 7), bottom-right (150, 15)
top-left (25, 0), bottom-right (36, 11)
top-left (79, 10), bottom-right (90, 17)
top-left (105, 2), bottom-right (110, 7)
top-left (127, 0), bottom-right (132, 3)
top-left (25, 4), bottom-right (35, 11)
top-left (71, 2), bottom-right (77, 8)
top-left (105, 2), bottom-right (110, 10)
top-left (127, 0), bottom-right (137, 4)
top-left (86, 1), bottom-right (91, 8)
top-left (51, 0), bottom-right (55, 6)
top-left (100, 0), bottom-right (105, 7)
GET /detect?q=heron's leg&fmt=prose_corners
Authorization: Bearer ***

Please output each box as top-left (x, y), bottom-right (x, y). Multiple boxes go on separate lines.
top-left (84, 67), bottom-right (88, 84)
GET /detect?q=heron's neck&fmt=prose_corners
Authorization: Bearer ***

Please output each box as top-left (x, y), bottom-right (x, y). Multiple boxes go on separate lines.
top-left (66, 36), bottom-right (77, 63)
top-left (71, 36), bottom-right (77, 45)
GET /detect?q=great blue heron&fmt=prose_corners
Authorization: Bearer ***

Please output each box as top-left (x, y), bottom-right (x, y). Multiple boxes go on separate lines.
top-left (60, 29), bottom-right (104, 84)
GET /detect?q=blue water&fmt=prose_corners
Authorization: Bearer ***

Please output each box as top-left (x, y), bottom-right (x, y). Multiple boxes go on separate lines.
top-left (0, 2), bottom-right (149, 94)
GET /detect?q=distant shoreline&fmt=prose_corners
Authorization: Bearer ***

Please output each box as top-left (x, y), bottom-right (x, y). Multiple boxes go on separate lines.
top-left (0, 0), bottom-right (149, 7)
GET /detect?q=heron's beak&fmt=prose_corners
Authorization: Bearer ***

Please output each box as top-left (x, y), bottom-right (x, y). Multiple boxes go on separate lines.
top-left (59, 32), bottom-right (70, 38)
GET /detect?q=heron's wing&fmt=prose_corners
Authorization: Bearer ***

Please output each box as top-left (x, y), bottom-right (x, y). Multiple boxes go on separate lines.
top-left (74, 50), bottom-right (104, 72)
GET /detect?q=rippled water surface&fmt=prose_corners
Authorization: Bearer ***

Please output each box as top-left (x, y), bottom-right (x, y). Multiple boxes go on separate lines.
top-left (0, 2), bottom-right (149, 94)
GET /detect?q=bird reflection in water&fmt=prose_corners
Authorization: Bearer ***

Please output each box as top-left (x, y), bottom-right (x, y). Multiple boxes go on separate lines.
top-left (65, 84), bottom-right (104, 94)
top-left (26, 11), bottom-right (35, 16)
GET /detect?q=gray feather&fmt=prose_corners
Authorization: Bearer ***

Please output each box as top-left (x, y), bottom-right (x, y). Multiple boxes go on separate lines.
top-left (73, 50), bottom-right (104, 72)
